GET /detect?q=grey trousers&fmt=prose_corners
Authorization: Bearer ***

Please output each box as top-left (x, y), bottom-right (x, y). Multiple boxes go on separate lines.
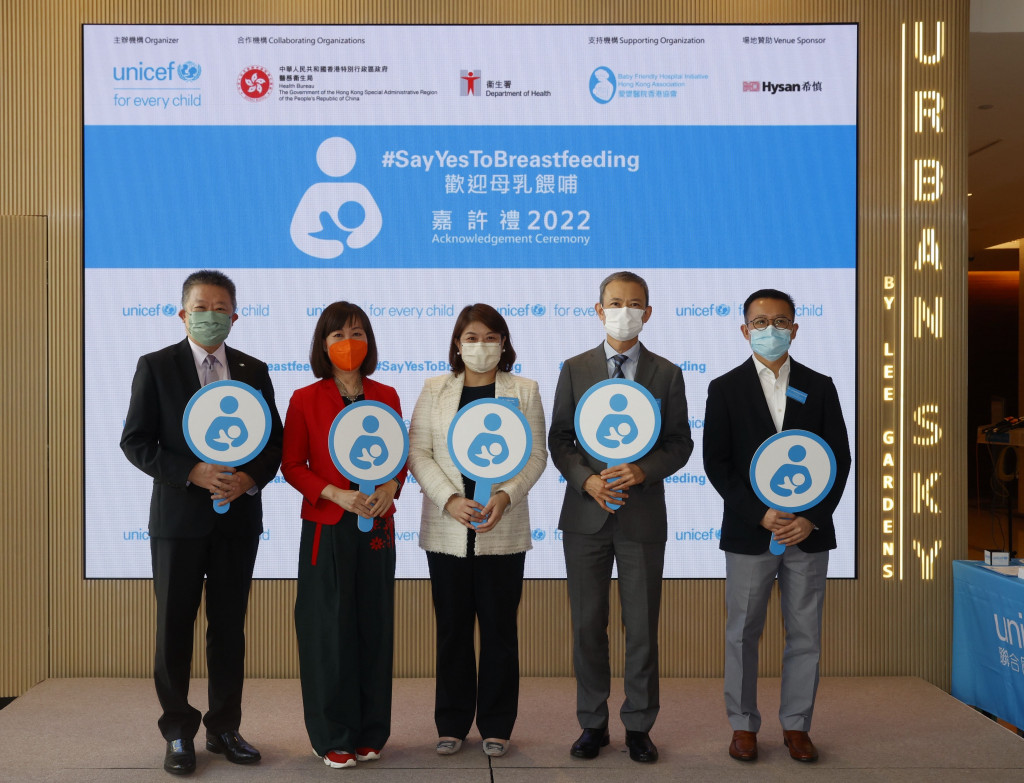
top-left (724, 547), bottom-right (829, 733)
top-left (563, 516), bottom-right (665, 733)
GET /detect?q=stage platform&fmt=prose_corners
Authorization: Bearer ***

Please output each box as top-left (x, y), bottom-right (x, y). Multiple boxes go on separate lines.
top-left (1, 677), bottom-right (1022, 781)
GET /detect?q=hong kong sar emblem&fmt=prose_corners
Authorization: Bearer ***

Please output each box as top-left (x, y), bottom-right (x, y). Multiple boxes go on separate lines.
top-left (238, 65), bottom-right (273, 101)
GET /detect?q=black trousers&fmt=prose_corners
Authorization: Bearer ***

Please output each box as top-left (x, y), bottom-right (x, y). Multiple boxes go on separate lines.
top-left (295, 514), bottom-right (396, 755)
top-left (150, 532), bottom-right (260, 741)
top-left (426, 543), bottom-right (526, 740)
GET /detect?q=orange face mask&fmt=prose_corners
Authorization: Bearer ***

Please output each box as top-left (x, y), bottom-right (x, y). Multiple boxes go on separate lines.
top-left (328, 339), bottom-right (368, 372)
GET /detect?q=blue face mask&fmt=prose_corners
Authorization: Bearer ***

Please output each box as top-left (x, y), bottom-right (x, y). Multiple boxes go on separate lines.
top-left (749, 325), bottom-right (791, 362)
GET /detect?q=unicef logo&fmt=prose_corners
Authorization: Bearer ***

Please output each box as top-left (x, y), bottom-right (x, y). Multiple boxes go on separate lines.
top-left (532, 304), bottom-right (546, 316)
top-left (590, 67), bottom-right (616, 104)
top-left (163, 304), bottom-right (177, 316)
top-left (177, 62), bottom-right (201, 81)
top-left (716, 304), bottom-right (730, 317)
top-left (532, 529), bottom-right (546, 541)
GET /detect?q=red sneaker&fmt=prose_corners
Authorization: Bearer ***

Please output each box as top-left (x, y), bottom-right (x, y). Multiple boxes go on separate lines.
top-left (323, 750), bottom-right (356, 768)
top-left (355, 747), bottom-right (380, 761)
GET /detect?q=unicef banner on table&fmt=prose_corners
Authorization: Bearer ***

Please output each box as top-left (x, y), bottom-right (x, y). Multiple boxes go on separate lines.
top-left (83, 24), bottom-right (857, 579)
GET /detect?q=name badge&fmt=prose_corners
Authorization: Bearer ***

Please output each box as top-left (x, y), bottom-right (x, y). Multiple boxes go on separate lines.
top-left (786, 386), bottom-right (808, 404)
top-left (497, 396), bottom-right (520, 409)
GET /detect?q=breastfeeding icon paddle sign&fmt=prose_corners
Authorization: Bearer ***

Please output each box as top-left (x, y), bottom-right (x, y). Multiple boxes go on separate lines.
top-left (448, 399), bottom-right (532, 523)
top-left (749, 429), bottom-right (837, 555)
top-left (574, 379), bottom-right (662, 509)
top-left (329, 401), bottom-right (409, 532)
top-left (182, 380), bottom-right (273, 515)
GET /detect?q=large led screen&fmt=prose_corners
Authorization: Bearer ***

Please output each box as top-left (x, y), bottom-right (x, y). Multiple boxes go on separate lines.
top-left (84, 24), bottom-right (857, 578)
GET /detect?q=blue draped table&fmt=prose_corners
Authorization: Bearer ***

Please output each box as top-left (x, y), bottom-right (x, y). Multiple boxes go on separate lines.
top-left (952, 559), bottom-right (1024, 728)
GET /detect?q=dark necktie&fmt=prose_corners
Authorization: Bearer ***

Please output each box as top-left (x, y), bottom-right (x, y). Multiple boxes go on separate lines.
top-left (611, 353), bottom-right (628, 379)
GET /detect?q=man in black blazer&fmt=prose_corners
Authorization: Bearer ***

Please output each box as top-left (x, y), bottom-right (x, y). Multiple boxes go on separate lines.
top-left (121, 270), bottom-right (283, 776)
top-left (703, 288), bottom-right (850, 764)
top-left (549, 272), bottom-right (693, 764)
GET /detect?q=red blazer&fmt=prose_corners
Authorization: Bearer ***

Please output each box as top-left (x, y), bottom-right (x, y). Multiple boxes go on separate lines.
top-left (282, 376), bottom-right (407, 525)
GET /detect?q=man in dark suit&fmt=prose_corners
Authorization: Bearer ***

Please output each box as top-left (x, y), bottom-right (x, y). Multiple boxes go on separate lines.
top-left (703, 288), bottom-right (850, 764)
top-left (121, 270), bottom-right (283, 776)
top-left (549, 271), bottom-right (693, 764)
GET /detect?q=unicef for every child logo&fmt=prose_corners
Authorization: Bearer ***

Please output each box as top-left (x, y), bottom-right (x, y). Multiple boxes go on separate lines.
top-left (290, 137), bottom-right (383, 260)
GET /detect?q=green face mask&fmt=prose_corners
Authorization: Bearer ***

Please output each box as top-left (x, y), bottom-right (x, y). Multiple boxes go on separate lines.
top-left (187, 310), bottom-right (232, 347)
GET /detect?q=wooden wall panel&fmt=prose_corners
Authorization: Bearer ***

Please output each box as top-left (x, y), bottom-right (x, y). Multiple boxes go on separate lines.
top-left (0, 218), bottom-right (48, 696)
top-left (0, 0), bottom-right (969, 696)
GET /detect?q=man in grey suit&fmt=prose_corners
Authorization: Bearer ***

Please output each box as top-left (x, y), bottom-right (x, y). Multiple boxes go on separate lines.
top-left (549, 271), bottom-right (693, 764)
top-left (703, 288), bottom-right (850, 764)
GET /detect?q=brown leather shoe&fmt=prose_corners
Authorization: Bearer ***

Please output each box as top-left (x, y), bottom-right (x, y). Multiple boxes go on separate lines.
top-left (783, 730), bottom-right (818, 762)
top-left (728, 730), bottom-right (757, 761)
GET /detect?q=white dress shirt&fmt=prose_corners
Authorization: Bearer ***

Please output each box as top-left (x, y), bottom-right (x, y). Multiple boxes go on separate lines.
top-left (755, 354), bottom-right (791, 432)
top-left (187, 338), bottom-right (230, 384)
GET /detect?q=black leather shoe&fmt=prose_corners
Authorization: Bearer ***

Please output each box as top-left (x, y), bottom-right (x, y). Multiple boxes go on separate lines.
top-left (570, 727), bottom-right (610, 759)
top-left (625, 730), bottom-right (659, 763)
top-left (205, 730), bottom-right (262, 764)
top-left (163, 738), bottom-right (196, 775)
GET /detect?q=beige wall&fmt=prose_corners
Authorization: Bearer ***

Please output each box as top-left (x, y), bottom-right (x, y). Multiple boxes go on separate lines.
top-left (0, 1), bottom-right (968, 696)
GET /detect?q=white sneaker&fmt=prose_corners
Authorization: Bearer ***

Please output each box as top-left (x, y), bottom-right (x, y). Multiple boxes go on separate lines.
top-left (435, 737), bottom-right (463, 755)
top-left (483, 739), bottom-right (510, 757)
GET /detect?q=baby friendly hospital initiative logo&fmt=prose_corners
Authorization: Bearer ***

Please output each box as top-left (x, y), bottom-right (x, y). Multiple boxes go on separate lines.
top-left (290, 137), bottom-right (383, 260)
top-left (590, 67), bottom-right (617, 104)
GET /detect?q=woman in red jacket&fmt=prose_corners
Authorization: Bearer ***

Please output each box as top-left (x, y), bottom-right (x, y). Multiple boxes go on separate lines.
top-left (282, 301), bottom-right (406, 770)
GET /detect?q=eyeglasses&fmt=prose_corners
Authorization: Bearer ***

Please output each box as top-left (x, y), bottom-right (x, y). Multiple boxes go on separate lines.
top-left (746, 317), bottom-right (794, 331)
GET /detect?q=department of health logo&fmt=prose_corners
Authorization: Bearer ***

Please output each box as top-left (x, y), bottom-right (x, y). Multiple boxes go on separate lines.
top-left (590, 67), bottom-right (616, 104)
top-left (460, 69), bottom-right (482, 96)
top-left (177, 61), bottom-right (201, 81)
top-left (238, 65), bottom-right (272, 101)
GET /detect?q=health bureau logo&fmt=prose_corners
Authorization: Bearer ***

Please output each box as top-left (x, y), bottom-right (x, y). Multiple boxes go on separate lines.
top-left (238, 65), bottom-right (273, 100)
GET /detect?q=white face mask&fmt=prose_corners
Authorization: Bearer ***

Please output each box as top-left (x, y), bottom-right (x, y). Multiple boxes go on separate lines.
top-left (602, 306), bottom-right (645, 341)
top-left (460, 342), bottom-right (502, 373)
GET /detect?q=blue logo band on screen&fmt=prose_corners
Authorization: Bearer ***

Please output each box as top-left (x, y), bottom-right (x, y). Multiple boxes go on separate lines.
top-left (84, 125), bottom-right (855, 269)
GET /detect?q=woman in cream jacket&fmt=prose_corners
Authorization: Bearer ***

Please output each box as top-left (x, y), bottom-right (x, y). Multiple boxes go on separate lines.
top-left (408, 303), bottom-right (547, 759)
